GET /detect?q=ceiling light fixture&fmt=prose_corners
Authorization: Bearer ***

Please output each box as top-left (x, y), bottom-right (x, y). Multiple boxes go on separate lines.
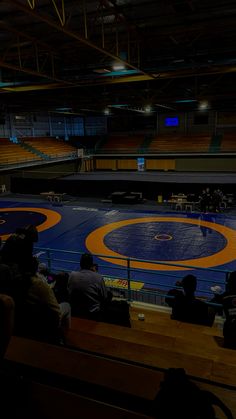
top-left (112, 63), bottom-right (125, 71)
top-left (93, 68), bottom-right (111, 74)
top-left (198, 100), bottom-right (209, 110)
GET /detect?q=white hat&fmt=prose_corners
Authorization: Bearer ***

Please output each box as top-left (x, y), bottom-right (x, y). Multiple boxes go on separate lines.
top-left (210, 285), bottom-right (222, 294)
top-left (38, 262), bottom-right (47, 272)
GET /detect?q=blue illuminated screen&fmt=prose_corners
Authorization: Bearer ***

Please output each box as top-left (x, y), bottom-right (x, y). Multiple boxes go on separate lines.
top-left (137, 157), bottom-right (145, 164)
top-left (165, 117), bottom-right (179, 127)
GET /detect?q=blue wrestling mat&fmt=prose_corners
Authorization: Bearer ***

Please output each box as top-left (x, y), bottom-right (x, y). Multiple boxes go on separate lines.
top-left (0, 200), bottom-right (236, 297)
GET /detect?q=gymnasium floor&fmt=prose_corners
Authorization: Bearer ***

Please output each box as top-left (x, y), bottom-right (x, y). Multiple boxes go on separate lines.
top-left (0, 194), bottom-right (236, 298)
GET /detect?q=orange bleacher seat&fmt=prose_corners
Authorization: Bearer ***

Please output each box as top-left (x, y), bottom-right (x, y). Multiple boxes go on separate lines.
top-left (101, 135), bottom-right (144, 153)
top-left (0, 139), bottom-right (41, 165)
top-left (220, 132), bottom-right (236, 152)
top-left (23, 137), bottom-right (76, 158)
top-left (148, 135), bottom-right (211, 153)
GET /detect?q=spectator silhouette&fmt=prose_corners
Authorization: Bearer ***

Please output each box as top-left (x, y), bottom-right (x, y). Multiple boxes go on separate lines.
top-left (165, 280), bottom-right (183, 308)
top-left (0, 224), bottom-right (38, 274)
top-left (0, 227), bottom-right (70, 343)
top-left (68, 253), bottom-right (109, 320)
top-left (171, 275), bottom-right (214, 326)
top-left (13, 256), bottom-right (63, 343)
top-left (222, 271), bottom-right (236, 348)
top-left (209, 285), bottom-right (225, 316)
top-left (199, 188), bottom-right (211, 213)
top-left (68, 253), bottom-right (130, 326)
top-left (53, 272), bottom-right (70, 303)
top-left (212, 189), bottom-right (223, 213)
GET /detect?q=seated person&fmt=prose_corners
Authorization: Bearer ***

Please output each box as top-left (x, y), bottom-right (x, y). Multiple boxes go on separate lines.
top-left (68, 253), bottom-right (130, 326)
top-left (165, 280), bottom-right (183, 308)
top-left (222, 271), bottom-right (236, 348)
top-left (209, 285), bottom-right (225, 316)
top-left (0, 224), bottom-right (38, 274)
top-left (0, 231), bottom-right (70, 343)
top-left (35, 262), bottom-right (56, 286)
top-left (170, 275), bottom-right (214, 326)
top-left (68, 253), bottom-right (110, 320)
top-left (53, 271), bottom-right (70, 303)
top-left (14, 257), bottom-right (64, 343)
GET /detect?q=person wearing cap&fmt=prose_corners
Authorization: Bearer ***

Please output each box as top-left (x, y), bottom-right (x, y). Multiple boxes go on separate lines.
top-left (211, 285), bottom-right (223, 294)
top-left (171, 274), bottom-right (214, 326)
top-left (165, 280), bottom-right (183, 308)
top-left (209, 285), bottom-right (224, 315)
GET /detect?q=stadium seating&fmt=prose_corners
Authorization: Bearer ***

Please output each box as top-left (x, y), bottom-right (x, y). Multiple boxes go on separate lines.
top-left (22, 137), bottom-right (77, 158)
top-left (220, 133), bottom-right (236, 152)
top-left (0, 138), bottom-right (41, 166)
top-left (4, 336), bottom-right (152, 418)
top-left (64, 307), bottom-right (236, 388)
top-left (100, 135), bottom-right (144, 153)
top-left (4, 307), bottom-right (236, 417)
top-left (148, 135), bottom-right (211, 153)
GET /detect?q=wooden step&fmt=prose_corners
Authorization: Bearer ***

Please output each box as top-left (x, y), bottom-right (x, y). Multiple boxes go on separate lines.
top-left (5, 335), bottom-right (161, 401)
top-left (67, 313), bottom-right (236, 387)
top-left (130, 306), bottom-right (222, 338)
top-left (5, 335), bottom-right (236, 418)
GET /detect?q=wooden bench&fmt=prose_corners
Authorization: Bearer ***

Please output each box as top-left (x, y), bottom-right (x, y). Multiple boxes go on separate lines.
top-left (130, 305), bottom-right (221, 336)
top-left (29, 383), bottom-right (152, 419)
top-left (5, 335), bottom-right (160, 398)
top-left (4, 337), bottom-right (152, 418)
top-left (66, 325), bottom-right (218, 379)
top-left (4, 335), bottom-right (159, 417)
top-left (4, 332), bottom-right (236, 418)
top-left (65, 307), bottom-right (236, 388)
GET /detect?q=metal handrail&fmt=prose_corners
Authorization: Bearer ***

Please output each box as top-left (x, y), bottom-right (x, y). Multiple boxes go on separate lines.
top-left (35, 246), bottom-right (229, 307)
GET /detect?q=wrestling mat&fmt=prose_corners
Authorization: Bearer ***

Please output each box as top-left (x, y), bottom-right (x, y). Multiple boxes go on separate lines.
top-left (0, 200), bottom-right (235, 296)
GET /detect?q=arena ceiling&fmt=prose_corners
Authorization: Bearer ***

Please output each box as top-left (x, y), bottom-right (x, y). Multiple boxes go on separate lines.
top-left (0, 0), bottom-right (236, 115)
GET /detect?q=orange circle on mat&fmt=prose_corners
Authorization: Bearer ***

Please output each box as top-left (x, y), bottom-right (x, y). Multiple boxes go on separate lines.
top-left (86, 217), bottom-right (236, 271)
top-left (0, 207), bottom-right (61, 241)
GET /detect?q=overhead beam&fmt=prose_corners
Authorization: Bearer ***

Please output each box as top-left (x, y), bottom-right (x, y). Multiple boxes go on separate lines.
top-left (0, 21), bottom-right (58, 55)
top-left (9, 0), bottom-right (153, 78)
top-left (27, 0), bottom-right (35, 9)
top-left (0, 59), bottom-right (72, 85)
top-left (1, 82), bottom-right (64, 92)
top-left (2, 62), bottom-right (236, 94)
top-left (71, 64), bottom-right (236, 86)
top-left (0, 22), bottom-right (65, 83)
top-left (51, 0), bottom-right (65, 26)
